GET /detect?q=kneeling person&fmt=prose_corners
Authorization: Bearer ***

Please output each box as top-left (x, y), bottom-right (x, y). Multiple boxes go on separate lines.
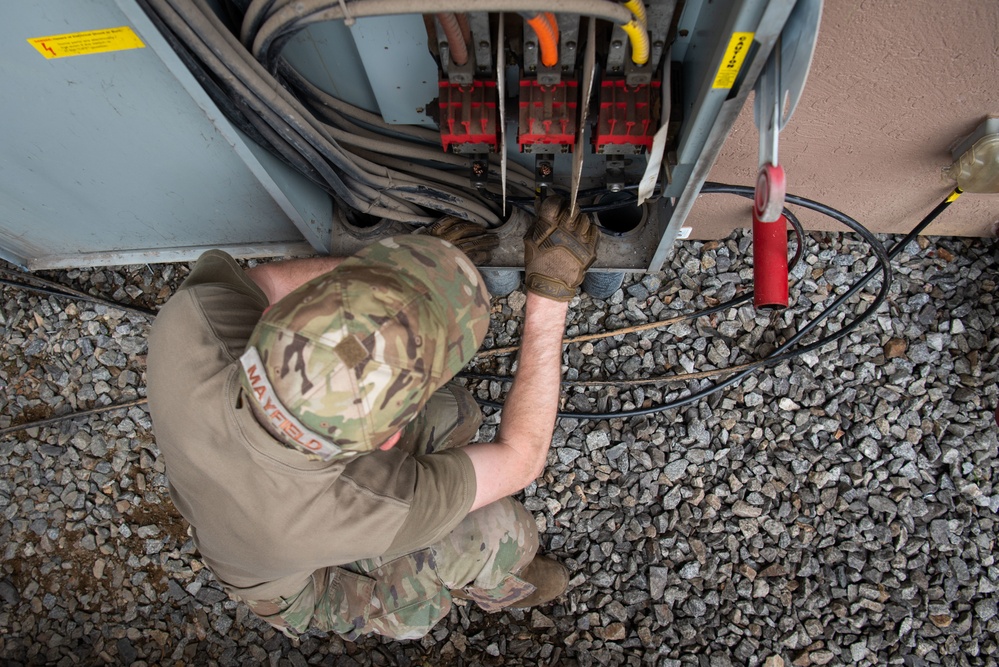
top-left (146, 199), bottom-right (598, 639)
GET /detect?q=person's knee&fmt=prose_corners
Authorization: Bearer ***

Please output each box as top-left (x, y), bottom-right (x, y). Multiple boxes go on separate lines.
top-left (488, 497), bottom-right (539, 554)
top-left (485, 499), bottom-right (539, 574)
top-left (429, 383), bottom-right (483, 451)
top-left (433, 498), bottom-right (539, 590)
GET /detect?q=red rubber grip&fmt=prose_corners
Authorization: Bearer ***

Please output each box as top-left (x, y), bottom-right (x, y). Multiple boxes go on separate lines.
top-left (753, 211), bottom-right (789, 309)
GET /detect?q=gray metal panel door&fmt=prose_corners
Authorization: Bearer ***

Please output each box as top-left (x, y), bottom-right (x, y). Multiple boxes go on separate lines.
top-left (0, 0), bottom-right (327, 269)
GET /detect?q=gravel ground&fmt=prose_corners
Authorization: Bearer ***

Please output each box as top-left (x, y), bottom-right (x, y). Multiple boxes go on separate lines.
top-left (1, 226), bottom-right (997, 666)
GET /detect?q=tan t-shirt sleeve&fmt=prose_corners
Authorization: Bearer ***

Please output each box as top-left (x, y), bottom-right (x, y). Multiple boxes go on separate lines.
top-left (389, 449), bottom-right (477, 552)
top-left (149, 250), bottom-right (267, 386)
top-left (180, 249), bottom-right (268, 304)
top-left (341, 447), bottom-right (477, 557)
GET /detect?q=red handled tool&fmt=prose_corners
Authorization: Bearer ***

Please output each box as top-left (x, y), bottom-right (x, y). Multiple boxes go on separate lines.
top-left (752, 52), bottom-right (788, 309)
top-left (753, 209), bottom-right (789, 309)
top-left (751, 0), bottom-right (823, 309)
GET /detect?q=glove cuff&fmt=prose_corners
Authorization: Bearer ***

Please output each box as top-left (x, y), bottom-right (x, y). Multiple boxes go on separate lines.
top-left (524, 274), bottom-right (576, 302)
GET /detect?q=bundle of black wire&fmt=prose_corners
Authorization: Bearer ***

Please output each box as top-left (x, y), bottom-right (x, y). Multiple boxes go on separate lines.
top-left (465, 185), bottom-right (965, 420)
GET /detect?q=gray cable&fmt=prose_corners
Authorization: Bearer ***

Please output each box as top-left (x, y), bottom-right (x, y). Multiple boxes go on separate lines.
top-left (251, 0), bottom-right (635, 63)
top-left (163, 0), bottom-right (506, 223)
top-left (186, 0), bottom-right (504, 225)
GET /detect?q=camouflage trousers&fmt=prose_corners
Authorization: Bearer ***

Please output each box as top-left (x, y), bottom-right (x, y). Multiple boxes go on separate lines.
top-left (247, 384), bottom-right (540, 641)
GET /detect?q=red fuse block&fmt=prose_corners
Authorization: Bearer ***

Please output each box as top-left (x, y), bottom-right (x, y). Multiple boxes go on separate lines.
top-left (439, 80), bottom-right (499, 154)
top-left (518, 79), bottom-right (578, 153)
top-left (593, 79), bottom-right (661, 154)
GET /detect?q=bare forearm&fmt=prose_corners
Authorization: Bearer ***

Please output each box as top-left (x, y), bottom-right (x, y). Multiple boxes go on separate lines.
top-left (464, 293), bottom-right (569, 510)
top-left (463, 195), bottom-right (594, 510)
top-left (245, 256), bottom-right (344, 305)
top-left (497, 293), bottom-right (569, 475)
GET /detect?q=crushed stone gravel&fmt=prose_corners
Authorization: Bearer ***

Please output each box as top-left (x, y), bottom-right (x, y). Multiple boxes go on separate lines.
top-left (1, 229), bottom-right (998, 666)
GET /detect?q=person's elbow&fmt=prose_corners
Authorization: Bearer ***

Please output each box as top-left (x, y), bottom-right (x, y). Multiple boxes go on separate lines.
top-left (503, 433), bottom-right (551, 489)
top-left (525, 445), bottom-right (549, 483)
top-left (464, 434), bottom-right (553, 511)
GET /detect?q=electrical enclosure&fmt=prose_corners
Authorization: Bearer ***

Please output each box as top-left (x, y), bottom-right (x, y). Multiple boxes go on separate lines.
top-left (1, 0), bottom-right (806, 270)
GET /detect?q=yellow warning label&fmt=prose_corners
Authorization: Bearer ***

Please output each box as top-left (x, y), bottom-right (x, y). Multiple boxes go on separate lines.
top-left (712, 32), bottom-right (754, 89)
top-left (28, 26), bottom-right (145, 60)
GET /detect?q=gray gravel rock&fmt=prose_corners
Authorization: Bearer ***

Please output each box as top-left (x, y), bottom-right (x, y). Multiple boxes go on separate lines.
top-left (2, 231), bottom-right (999, 666)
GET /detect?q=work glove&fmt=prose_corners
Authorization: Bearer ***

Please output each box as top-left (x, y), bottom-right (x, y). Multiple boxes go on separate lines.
top-left (424, 217), bottom-right (499, 265)
top-left (523, 196), bottom-right (599, 301)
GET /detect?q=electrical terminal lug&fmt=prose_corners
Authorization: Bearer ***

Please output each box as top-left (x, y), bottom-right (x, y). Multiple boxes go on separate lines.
top-left (535, 154), bottom-right (555, 194)
top-left (605, 158), bottom-right (626, 192)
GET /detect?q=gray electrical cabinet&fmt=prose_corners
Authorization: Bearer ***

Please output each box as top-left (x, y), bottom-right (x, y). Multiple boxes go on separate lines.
top-left (0, 0), bottom-right (326, 269)
top-left (1, 0), bottom-right (800, 271)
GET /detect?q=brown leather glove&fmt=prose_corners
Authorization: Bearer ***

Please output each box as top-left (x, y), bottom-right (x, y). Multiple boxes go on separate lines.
top-left (524, 196), bottom-right (599, 301)
top-left (425, 217), bottom-right (499, 265)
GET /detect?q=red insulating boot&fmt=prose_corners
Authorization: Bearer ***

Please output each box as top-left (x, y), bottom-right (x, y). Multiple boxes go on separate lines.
top-left (753, 211), bottom-right (789, 309)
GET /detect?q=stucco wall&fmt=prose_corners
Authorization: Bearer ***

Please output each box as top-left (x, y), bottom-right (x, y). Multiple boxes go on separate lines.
top-left (688, 0), bottom-right (999, 239)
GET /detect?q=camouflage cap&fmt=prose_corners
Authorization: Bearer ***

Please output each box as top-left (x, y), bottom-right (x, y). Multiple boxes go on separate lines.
top-left (239, 235), bottom-right (491, 461)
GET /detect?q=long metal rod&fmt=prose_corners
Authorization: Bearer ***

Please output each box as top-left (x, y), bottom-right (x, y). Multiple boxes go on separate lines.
top-left (498, 14), bottom-right (508, 214)
top-left (569, 17), bottom-right (597, 217)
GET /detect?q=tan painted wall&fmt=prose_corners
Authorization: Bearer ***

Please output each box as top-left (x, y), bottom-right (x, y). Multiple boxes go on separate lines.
top-left (687, 0), bottom-right (999, 239)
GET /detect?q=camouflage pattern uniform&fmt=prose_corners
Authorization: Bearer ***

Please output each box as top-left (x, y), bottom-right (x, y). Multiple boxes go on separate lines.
top-left (242, 235), bottom-right (494, 461)
top-left (245, 383), bottom-right (540, 640)
top-left (238, 236), bottom-right (540, 639)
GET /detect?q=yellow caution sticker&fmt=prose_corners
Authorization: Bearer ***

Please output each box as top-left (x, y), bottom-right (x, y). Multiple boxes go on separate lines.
top-left (27, 26), bottom-right (145, 60)
top-left (712, 32), bottom-right (754, 89)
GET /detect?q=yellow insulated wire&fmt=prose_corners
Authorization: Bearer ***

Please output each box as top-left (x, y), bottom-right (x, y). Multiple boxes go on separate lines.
top-left (621, 19), bottom-right (650, 65)
top-left (623, 0), bottom-right (647, 27)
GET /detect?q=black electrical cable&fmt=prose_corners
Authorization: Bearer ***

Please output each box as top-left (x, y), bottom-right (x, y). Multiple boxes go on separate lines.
top-left (0, 275), bottom-right (157, 319)
top-left (0, 399), bottom-right (149, 439)
top-left (143, 0), bottom-right (362, 207)
top-left (459, 201), bottom-right (804, 385)
top-left (469, 187), bottom-right (964, 420)
top-left (481, 188), bottom-right (646, 215)
top-left (136, 0), bottom-right (290, 163)
top-left (0, 189), bottom-right (962, 437)
top-left (146, 0), bottom-right (500, 226)
top-left (141, 0), bottom-right (356, 201)
top-left (240, 0), bottom-right (279, 46)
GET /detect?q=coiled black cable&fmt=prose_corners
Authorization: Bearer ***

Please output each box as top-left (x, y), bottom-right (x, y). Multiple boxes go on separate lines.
top-left (469, 186), bottom-right (965, 420)
top-left (0, 188), bottom-right (962, 437)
